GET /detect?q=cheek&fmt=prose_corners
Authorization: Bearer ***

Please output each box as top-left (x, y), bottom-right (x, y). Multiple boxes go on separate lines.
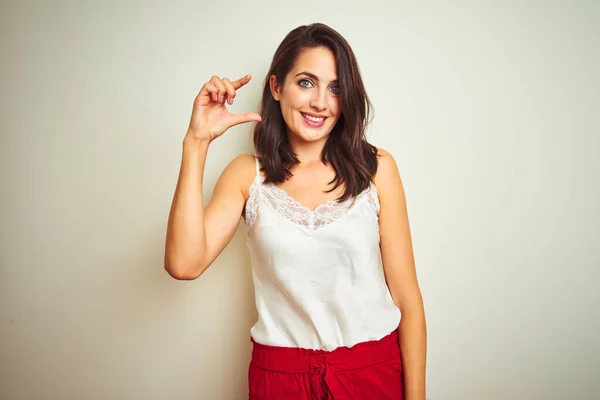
top-left (287, 87), bottom-right (311, 107)
top-left (279, 100), bottom-right (300, 126)
top-left (329, 99), bottom-right (341, 117)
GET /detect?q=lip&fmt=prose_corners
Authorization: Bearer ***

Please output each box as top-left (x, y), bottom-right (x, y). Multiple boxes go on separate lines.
top-left (301, 112), bottom-right (327, 128)
top-left (302, 112), bottom-right (327, 118)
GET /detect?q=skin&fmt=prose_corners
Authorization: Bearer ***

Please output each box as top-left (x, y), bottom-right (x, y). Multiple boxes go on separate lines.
top-left (375, 149), bottom-right (427, 400)
top-left (268, 46), bottom-right (345, 208)
top-left (164, 46), bottom-right (426, 400)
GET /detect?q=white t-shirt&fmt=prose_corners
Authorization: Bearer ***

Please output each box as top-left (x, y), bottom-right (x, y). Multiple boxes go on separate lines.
top-left (244, 157), bottom-right (400, 351)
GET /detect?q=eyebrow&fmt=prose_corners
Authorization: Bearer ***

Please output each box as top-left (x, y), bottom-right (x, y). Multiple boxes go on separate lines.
top-left (295, 71), bottom-right (338, 84)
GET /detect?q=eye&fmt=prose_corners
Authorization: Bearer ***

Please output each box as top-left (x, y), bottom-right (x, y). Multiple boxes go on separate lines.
top-left (298, 79), bottom-right (313, 88)
top-left (329, 85), bottom-right (340, 95)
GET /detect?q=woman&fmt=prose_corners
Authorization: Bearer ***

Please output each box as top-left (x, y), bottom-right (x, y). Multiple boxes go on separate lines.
top-left (164, 23), bottom-right (426, 400)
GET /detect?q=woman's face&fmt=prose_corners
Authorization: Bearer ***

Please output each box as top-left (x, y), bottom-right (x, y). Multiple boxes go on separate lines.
top-left (270, 46), bottom-right (341, 144)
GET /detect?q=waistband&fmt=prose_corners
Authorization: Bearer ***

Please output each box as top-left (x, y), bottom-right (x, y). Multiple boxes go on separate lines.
top-left (250, 330), bottom-right (399, 374)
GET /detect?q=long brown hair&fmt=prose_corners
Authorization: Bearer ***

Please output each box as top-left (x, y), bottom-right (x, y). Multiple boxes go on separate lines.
top-left (253, 23), bottom-right (378, 202)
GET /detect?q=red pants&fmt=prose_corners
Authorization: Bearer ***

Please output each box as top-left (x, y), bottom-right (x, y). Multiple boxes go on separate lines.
top-left (248, 330), bottom-right (403, 399)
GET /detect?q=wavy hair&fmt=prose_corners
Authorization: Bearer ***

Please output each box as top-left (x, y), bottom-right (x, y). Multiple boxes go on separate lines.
top-left (253, 23), bottom-right (378, 202)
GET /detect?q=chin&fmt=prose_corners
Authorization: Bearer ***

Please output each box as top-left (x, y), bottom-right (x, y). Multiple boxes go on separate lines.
top-left (292, 126), bottom-right (332, 143)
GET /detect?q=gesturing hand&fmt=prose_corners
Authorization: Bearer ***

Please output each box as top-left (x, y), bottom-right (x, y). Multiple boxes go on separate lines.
top-left (187, 74), bottom-right (262, 142)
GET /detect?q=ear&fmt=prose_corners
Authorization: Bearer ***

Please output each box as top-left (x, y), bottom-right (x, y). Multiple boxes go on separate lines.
top-left (269, 74), bottom-right (281, 102)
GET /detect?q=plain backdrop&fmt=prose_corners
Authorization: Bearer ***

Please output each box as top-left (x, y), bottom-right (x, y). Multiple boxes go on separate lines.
top-left (1, 1), bottom-right (599, 399)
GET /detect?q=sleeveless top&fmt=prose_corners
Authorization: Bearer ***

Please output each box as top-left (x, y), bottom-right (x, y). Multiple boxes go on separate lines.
top-left (244, 157), bottom-right (401, 351)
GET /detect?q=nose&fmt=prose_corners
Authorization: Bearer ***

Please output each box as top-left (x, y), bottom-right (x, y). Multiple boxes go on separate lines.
top-left (309, 87), bottom-right (327, 111)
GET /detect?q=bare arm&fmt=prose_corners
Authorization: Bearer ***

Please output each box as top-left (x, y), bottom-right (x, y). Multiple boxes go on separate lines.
top-left (375, 148), bottom-right (427, 400)
top-left (164, 74), bottom-right (261, 280)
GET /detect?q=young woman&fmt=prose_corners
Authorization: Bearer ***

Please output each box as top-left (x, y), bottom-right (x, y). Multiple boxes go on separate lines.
top-left (164, 23), bottom-right (426, 400)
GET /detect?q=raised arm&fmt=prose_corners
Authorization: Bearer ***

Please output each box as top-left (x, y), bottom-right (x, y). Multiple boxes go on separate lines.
top-left (164, 75), bottom-right (261, 280)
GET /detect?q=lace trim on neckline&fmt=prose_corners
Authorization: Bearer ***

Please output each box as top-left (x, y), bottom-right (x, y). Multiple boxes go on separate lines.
top-left (245, 175), bottom-right (380, 233)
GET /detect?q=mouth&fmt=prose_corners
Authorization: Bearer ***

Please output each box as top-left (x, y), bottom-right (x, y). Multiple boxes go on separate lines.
top-left (301, 112), bottom-right (327, 127)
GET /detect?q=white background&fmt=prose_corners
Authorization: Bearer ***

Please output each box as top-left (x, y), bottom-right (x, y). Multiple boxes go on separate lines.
top-left (1, 1), bottom-right (598, 399)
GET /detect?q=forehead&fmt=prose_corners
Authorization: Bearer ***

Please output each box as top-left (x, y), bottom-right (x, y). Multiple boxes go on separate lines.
top-left (290, 46), bottom-right (337, 80)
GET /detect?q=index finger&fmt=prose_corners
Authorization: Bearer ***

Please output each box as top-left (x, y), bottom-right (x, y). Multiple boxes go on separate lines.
top-left (231, 74), bottom-right (253, 90)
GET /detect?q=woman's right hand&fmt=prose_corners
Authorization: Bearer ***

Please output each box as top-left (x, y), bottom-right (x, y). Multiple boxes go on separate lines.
top-left (186, 74), bottom-right (262, 142)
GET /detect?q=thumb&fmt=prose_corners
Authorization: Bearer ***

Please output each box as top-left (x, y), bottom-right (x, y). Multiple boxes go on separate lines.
top-left (228, 112), bottom-right (262, 128)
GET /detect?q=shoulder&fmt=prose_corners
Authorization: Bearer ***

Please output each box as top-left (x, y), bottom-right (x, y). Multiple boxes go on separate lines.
top-left (224, 153), bottom-right (257, 175)
top-left (374, 147), bottom-right (400, 186)
top-left (373, 147), bottom-right (405, 203)
top-left (221, 154), bottom-right (258, 201)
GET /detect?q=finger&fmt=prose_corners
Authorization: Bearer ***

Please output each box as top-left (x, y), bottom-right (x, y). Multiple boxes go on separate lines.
top-left (231, 74), bottom-right (253, 90)
top-left (210, 76), bottom-right (227, 104)
top-left (208, 76), bottom-right (221, 102)
top-left (228, 112), bottom-right (262, 128)
top-left (222, 78), bottom-right (236, 105)
top-left (199, 82), bottom-right (218, 104)
top-left (215, 80), bottom-right (227, 104)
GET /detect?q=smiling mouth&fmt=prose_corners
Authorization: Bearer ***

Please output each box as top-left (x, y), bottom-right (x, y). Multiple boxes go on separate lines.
top-left (301, 113), bottom-right (327, 123)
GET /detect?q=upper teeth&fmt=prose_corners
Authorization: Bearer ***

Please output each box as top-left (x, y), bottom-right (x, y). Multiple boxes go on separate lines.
top-left (303, 114), bottom-right (324, 123)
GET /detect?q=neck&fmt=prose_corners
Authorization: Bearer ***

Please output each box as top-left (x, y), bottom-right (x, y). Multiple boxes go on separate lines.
top-left (288, 134), bottom-right (328, 165)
